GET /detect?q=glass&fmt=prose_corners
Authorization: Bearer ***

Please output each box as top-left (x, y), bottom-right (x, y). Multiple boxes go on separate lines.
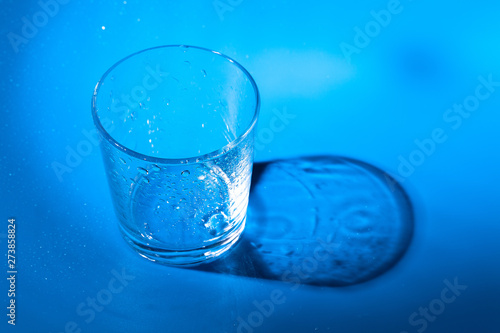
top-left (92, 45), bottom-right (260, 266)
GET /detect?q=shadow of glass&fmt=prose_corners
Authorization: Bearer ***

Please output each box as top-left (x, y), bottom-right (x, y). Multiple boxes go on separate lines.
top-left (192, 156), bottom-right (414, 287)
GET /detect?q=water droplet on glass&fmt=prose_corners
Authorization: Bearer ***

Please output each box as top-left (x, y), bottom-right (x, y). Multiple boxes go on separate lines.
top-left (181, 170), bottom-right (190, 177)
top-left (203, 212), bottom-right (228, 237)
top-left (151, 164), bottom-right (161, 172)
top-left (119, 158), bottom-right (126, 164)
top-left (184, 60), bottom-right (191, 65)
top-left (137, 167), bottom-right (148, 175)
top-left (201, 69), bottom-right (207, 77)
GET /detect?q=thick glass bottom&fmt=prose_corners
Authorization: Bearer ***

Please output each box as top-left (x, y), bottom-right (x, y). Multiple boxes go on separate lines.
top-left (119, 217), bottom-right (245, 266)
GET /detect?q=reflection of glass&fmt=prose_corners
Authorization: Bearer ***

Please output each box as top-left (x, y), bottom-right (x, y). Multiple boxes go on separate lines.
top-left (92, 45), bottom-right (260, 266)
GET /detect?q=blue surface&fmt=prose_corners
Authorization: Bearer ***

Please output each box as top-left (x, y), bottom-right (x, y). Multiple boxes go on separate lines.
top-left (1, 0), bottom-right (500, 332)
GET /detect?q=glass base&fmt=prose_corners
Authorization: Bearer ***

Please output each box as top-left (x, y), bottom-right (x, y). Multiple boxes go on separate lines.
top-left (119, 217), bottom-right (245, 266)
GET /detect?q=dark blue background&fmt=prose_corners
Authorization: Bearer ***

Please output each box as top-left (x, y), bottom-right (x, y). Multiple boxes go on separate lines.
top-left (1, 0), bottom-right (499, 332)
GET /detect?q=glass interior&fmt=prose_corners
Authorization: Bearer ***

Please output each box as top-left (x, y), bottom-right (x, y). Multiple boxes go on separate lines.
top-left (93, 45), bottom-right (259, 160)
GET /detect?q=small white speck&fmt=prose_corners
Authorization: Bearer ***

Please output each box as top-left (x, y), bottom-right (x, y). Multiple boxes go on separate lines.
top-left (123, 0), bottom-right (127, 3)
top-left (202, 123), bottom-right (205, 128)
top-left (101, 26), bottom-right (106, 30)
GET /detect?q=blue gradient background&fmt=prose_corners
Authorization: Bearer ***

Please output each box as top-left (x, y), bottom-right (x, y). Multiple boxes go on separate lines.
top-left (1, 0), bottom-right (499, 332)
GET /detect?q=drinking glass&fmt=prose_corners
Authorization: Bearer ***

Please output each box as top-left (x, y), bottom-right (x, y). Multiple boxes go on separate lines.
top-left (92, 45), bottom-right (260, 265)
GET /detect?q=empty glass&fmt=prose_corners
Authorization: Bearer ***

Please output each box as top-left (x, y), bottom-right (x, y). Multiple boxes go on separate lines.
top-left (92, 45), bottom-right (260, 265)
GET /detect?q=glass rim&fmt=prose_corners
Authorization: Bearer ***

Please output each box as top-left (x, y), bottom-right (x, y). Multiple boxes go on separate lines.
top-left (91, 44), bottom-right (260, 165)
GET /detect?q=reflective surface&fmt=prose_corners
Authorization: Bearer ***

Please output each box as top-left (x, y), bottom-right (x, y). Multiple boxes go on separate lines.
top-left (1, 1), bottom-right (499, 332)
